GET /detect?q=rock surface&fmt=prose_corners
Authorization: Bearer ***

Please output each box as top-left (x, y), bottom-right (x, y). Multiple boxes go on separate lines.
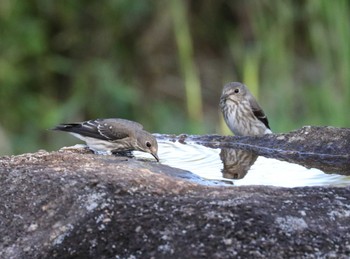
top-left (1, 126), bottom-right (350, 258)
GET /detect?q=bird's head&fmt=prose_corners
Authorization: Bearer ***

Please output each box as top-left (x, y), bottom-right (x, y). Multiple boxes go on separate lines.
top-left (220, 82), bottom-right (248, 104)
top-left (136, 131), bottom-right (159, 162)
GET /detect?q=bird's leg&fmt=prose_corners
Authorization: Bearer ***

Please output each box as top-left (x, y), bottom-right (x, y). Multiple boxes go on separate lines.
top-left (111, 150), bottom-right (134, 158)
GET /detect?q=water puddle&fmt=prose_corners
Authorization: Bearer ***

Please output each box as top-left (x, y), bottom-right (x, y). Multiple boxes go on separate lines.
top-left (134, 140), bottom-right (350, 187)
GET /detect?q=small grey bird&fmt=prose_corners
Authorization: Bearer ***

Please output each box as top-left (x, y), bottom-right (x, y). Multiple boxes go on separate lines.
top-left (220, 148), bottom-right (258, 180)
top-left (220, 82), bottom-right (272, 136)
top-left (52, 118), bottom-right (159, 161)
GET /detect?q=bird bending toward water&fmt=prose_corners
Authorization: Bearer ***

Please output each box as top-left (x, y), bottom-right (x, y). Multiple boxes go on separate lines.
top-left (220, 82), bottom-right (272, 136)
top-left (52, 118), bottom-right (159, 161)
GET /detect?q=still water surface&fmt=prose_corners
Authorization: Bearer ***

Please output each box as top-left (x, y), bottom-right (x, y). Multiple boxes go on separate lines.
top-left (134, 141), bottom-right (350, 187)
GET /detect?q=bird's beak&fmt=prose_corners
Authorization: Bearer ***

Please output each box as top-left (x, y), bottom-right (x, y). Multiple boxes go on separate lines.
top-left (151, 152), bottom-right (160, 162)
top-left (221, 94), bottom-right (229, 100)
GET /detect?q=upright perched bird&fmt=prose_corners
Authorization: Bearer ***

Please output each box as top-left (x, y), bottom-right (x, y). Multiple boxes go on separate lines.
top-left (220, 82), bottom-right (272, 136)
top-left (52, 118), bottom-right (159, 161)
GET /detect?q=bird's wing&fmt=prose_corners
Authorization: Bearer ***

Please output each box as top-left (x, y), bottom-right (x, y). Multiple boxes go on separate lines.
top-left (103, 118), bottom-right (144, 130)
top-left (96, 119), bottom-right (133, 140)
top-left (53, 119), bottom-right (141, 141)
top-left (249, 98), bottom-right (271, 129)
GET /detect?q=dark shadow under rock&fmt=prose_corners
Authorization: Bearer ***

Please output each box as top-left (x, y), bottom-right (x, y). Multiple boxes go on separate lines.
top-left (1, 146), bottom-right (350, 258)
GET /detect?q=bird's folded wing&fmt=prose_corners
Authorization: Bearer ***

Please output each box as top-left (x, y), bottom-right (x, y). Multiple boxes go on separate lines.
top-left (97, 122), bottom-right (130, 140)
top-left (249, 99), bottom-right (271, 129)
top-left (53, 120), bottom-right (129, 141)
top-left (102, 118), bottom-right (143, 130)
top-left (53, 118), bottom-right (144, 141)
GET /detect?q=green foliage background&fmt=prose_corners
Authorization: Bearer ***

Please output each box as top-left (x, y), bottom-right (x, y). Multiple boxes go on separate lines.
top-left (0, 0), bottom-right (349, 155)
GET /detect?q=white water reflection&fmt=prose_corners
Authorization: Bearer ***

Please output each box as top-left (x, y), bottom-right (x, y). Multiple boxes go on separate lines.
top-left (133, 141), bottom-right (350, 187)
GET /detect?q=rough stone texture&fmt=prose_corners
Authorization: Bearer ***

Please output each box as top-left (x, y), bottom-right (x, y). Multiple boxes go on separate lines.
top-left (1, 126), bottom-right (350, 258)
top-left (157, 126), bottom-right (350, 175)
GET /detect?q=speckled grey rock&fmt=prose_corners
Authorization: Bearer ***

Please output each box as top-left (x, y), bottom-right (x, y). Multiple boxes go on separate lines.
top-left (1, 142), bottom-right (350, 258)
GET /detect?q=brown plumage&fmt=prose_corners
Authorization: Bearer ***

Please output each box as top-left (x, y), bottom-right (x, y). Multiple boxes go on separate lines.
top-left (220, 82), bottom-right (272, 136)
top-left (52, 118), bottom-right (159, 161)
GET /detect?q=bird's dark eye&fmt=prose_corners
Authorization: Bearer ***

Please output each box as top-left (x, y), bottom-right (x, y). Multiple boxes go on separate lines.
top-left (234, 88), bottom-right (239, 93)
top-left (146, 142), bottom-right (152, 148)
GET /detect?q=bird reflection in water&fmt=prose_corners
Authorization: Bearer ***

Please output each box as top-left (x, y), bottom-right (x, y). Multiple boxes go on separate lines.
top-left (219, 149), bottom-right (258, 180)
